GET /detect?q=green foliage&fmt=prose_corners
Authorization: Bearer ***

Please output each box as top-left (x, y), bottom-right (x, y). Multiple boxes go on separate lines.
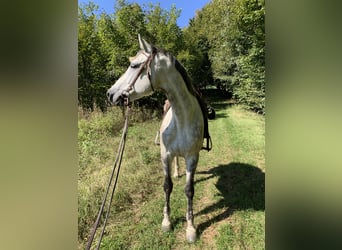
top-left (78, 1), bottom-right (183, 112)
top-left (178, 30), bottom-right (213, 89)
top-left (78, 3), bottom-right (110, 111)
top-left (145, 4), bottom-right (182, 51)
top-left (78, 107), bottom-right (124, 175)
top-left (78, 0), bottom-right (265, 113)
top-left (183, 0), bottom-right (265, 113)
top-left (228, 0), bottom-right (265, 113)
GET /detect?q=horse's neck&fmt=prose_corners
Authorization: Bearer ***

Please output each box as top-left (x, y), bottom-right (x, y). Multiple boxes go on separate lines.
top-left (161, 73), bottom-right (200, 126)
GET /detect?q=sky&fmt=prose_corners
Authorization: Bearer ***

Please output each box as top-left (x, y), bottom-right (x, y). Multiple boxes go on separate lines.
top-left (78, 0), bottom-right (211, 28)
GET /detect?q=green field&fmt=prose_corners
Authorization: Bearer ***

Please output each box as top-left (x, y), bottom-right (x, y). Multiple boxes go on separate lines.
top-left (78, 91), bottom-right (265, 249)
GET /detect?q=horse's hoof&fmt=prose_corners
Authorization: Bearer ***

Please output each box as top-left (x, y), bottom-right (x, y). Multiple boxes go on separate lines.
top-left (162, 220), bottom-right (172, 232)
top-left (186, 227), bottom-right (197, 243)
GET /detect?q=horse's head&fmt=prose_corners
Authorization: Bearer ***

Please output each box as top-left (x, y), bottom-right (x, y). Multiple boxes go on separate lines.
top-left (107, 35), bottom-right (156, 105)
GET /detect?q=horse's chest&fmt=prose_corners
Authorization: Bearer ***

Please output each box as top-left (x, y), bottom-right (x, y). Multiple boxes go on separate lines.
top-left (161, 121), bottom-right (202, 153)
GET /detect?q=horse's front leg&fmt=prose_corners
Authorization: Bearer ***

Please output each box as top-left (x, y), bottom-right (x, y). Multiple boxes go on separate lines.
top-left (185, 155), bottom-right (199, 243)
top-left (161, 154), bottom-right (173, 232)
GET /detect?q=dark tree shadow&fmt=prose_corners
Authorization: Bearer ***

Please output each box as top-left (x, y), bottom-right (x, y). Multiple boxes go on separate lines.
top-left (195, 162), bottom-right (265, 236)
top-left (201, 88), bottom-right (235, 120)
top-left (201, 88), bottom-right (230, 103)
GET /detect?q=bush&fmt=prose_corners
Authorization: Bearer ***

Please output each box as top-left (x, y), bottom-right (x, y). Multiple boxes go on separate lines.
top-left (78, 107), bottom-right (125, 172)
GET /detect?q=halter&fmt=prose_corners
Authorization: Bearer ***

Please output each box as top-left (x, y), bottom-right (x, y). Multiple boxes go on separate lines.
top-left (126, 51), bottom-right (156, 93)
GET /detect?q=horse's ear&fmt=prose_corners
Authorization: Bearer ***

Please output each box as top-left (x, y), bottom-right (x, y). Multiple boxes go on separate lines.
top-left (138, 34), bottom-right (152, 53)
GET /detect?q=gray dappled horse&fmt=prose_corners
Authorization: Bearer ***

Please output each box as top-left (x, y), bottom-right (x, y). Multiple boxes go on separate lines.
top-left (107, 35), bottom-right (210, 242)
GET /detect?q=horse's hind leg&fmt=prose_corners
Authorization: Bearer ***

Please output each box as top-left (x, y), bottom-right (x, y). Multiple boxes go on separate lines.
top-left (184, 155), bottom-right (198, 243)
top-left (161, 154), bottom-right (173, 232)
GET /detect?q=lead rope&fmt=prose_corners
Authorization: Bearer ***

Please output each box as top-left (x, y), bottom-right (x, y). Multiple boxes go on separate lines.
top-left (86, 105), bottom-right (131, 250)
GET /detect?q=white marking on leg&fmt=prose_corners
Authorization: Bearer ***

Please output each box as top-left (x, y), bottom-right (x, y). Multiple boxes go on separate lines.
top-left (173, 156), bottom-right (180, 178)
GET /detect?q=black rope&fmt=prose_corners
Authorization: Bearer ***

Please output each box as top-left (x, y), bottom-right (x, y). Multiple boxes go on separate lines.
top-left (86, 105), bottom-right (131, 250)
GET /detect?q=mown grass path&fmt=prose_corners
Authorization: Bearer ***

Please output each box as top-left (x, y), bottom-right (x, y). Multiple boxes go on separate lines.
top-left (78, 91), bottom-right (265, 249)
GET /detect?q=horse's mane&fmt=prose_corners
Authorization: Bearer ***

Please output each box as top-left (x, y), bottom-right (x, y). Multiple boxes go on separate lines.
top-left (174, 59), bottom-right (211, 149)
top-left (153, 47), bottom-right (211, 150)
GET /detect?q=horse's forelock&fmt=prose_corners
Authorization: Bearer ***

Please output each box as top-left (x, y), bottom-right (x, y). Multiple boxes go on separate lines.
top-left (129, 50), bottom-right (145, 62)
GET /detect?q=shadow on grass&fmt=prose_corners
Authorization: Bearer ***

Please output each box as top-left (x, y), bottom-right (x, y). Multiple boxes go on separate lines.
top-left (195, 162), bottom-right (265, 236)
top-left (208, 101), bottom-right (233, 120)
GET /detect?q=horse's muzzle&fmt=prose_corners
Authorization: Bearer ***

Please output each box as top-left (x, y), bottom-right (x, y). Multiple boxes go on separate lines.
top-left (106, 90), bottom-right (129, 106)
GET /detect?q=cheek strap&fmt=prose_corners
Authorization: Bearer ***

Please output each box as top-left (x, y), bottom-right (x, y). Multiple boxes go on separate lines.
top-left (126, 52), bottom-right (156, 92)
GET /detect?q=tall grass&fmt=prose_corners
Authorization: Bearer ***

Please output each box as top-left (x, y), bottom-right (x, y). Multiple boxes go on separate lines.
top-left (78, 96), bottom-right (265, 249)
top-left (78, 106), bottom-right (162, 247)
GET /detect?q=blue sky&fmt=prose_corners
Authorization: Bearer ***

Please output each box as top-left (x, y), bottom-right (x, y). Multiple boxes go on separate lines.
top-left (78, 0), bottom-right (210, 28)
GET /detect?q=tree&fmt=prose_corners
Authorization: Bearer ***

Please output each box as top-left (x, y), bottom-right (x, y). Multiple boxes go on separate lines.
top-left (227, 0), bottom-right (265, 113)
top-left (78, 0), bottom-right (265, 113)
top-left (78, 3), bottom-right (109, 111)
top-left (78, 1), bottom-right (185, 112)
top-left (183, 0), bottom-right (265, 113)
top-left (145, 3), bottom-right (183, 54)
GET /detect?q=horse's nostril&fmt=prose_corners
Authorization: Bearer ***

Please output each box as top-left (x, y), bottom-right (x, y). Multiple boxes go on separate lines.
top-left (106, 91), bottom-right (113, 102)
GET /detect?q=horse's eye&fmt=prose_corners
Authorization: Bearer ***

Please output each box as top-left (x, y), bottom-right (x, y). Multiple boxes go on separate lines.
top-left (130, 63), bottom-right (140, 69)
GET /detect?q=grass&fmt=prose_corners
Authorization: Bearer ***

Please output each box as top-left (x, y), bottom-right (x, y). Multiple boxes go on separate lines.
top-left (78, 91), bottom-right (265, 249)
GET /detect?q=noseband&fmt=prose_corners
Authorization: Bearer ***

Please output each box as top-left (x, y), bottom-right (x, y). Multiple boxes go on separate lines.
top-left (126, 51), bottom-right (156, 93)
